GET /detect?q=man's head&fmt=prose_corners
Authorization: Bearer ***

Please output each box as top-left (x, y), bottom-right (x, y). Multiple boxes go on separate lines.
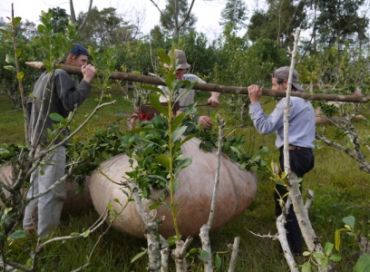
top-left (174, 49), bottom-right (190, 79)
top-left (271, 66), bottom-right (303, 92)
top-left (65, 43), bottom-right (89, 67)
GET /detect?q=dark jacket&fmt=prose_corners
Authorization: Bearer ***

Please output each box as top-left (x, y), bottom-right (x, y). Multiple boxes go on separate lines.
top-left (27, 69), bottom-right (91, 146)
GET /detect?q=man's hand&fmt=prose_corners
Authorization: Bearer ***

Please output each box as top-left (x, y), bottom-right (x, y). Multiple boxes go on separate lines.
top-left (207, 92), bottom-right (220, 107)
top-left (198, 115), bottom-right (212, 129)
top-left (248, 84), bottom-right (262, 103)
top-left (81, 64), bottom-right (96, 83)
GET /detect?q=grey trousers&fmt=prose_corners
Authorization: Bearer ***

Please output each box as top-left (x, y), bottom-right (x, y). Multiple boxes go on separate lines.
top-left (23, 146), bottom-right (67, 237)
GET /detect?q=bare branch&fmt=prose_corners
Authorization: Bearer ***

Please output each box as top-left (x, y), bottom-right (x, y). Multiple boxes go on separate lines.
top-left (78, 0), bottom-right (93, 32)
top-left (227, 236), bottom-right (240, 272)
top-left (276, 212), bottom-right (299, 272)
top-left (199, 115), bottom-right (225, 272)
top-left (70, 0), bottom-right (76, 23)
top-left (178, 0), bottom-right (196, 31)
top-left (172, 237), bottom-right (193, 271)
top-left (304, 189), bottom-right (314, 210)
top-left (148, 0), bottom-right (164, 16)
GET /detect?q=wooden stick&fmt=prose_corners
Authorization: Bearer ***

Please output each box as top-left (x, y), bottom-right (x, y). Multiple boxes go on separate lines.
top-left (25, 62), bottom-right (370, 103)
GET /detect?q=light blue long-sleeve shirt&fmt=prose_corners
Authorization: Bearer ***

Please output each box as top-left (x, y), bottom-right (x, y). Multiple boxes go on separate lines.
top-left (249, 97), bottom-right (315, 148)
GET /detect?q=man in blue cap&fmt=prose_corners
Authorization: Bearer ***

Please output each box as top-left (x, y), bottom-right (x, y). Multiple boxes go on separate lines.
top-left (23, 44), bottom-right (96, 237)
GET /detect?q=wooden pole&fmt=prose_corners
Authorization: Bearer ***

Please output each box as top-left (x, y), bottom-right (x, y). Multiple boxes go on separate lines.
top-left (25, 62), bottom-right (370, 103)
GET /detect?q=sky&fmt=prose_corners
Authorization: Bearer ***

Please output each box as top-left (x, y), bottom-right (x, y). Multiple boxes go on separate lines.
top-left (0, 0), bottom-right (267, 41)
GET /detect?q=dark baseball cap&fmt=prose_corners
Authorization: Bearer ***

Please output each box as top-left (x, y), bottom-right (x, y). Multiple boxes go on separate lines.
top-left (70, 43), bottom-right (89, 57)
top-left (272, 66), bottom-right (303, 92)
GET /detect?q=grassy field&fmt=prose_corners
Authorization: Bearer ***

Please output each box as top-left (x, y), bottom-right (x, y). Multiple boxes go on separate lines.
top-left (1, 90), bottom-right (370, 271)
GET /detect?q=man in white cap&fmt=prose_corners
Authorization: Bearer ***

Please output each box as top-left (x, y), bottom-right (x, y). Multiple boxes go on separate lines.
top-left (172, 49), bottom-right (220, 128)
top-left (247, 66), bottom-right (315, 255)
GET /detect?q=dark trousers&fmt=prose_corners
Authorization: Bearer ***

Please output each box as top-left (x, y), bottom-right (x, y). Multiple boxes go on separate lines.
top-left (275, 146), bottom-right (314, 254)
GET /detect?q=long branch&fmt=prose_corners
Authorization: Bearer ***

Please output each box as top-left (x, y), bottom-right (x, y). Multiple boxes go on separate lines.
top-left (11, 5), bottom-right (29, 143)
top-left (25, 62), bottom-right (370, 103)
top-left (284, 29), bottom-right (324, 266)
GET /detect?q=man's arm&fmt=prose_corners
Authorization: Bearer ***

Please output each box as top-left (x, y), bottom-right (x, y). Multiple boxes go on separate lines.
top-left (55, 64), bottom-right (96, 112)
top-left (248, 84), bottom-right (284, 134)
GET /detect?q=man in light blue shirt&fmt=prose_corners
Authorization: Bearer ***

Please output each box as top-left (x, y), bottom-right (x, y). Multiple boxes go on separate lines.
top-left (248, 66), bottom-right (315, 255)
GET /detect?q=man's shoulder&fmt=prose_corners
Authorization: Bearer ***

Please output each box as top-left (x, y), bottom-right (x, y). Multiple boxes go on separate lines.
top-left (183, 73), bottom-right (205, 83)
top-left (55, 68), bottom-right (69, 76)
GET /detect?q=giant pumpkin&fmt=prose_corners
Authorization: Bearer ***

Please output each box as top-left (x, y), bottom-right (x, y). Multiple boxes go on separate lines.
top-left (89, 138), bottom-right (257, 238)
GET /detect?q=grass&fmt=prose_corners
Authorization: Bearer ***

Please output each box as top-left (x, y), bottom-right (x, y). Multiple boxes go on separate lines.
top-left (1, 90), bottom-right (370, 271)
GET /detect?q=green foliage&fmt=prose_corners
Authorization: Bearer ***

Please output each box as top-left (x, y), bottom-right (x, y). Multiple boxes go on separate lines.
top-left (247, 0), bottom-right (307, 48)
top-left (354, 254), bottom-right (370, 272)
top-left (34, 11), bottom-right (78, 69)
top-left (67, 124), bottom-right (126, 183)
top-left (46, 7), bottom-right (69, 33)
top-left (76, 7), bottom-right (136, 47)
top-left (302, 215), bottom-right (370, 271)
top-left (220, 0), bottom-right (247, 32)
top-left (0, 16), bottom-right (38, 107)
top-left (121, 115), bottom-right (181, 197)
top-left (298, 46), bottom-right (370, 95)
top-left (315, 0), bottom-right (368, 47)
top-left (0, 143), bottom-right (23, 165)
top-left (196, 126), bottom-right (268, 171)
top-left (160, 0), bottom-right (196, 37)
top-left (302, 242), bottom-right (342, 271)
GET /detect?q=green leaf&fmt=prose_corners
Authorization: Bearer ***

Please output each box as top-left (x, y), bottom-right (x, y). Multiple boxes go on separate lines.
top-left (49, 112), bottom-right (64, 122)
top-left (172, 112), bottom-right (186, 130)
top-left (324, 242), bottom-right (334, 256)
top-left (37, 24), bottom-right (46, 33)
top-left (214, 253), bottom-right (222, 270)
top-left (301, 262), bottom-right (312, 272)
top-left (329, 254), bottom-right (341, 262)
top-left (16, 71), bottom-right (24, 81)
top-left (302, 251), bottom-right (311, 257)
top-left (172, 126), bottom-right (187, 141)
top-left (165, 73), bottom-right (176, 90)
top-left (3, 65), bottom-right (15, 72)
top-left (15, 48), bottom-right (22, 58)
top-left (9, 230), bottom-right (27, 240)
top-left (167, 235), bottom-right (178, 246)
top-left (198, 250), bottom-right (209, 262)
top-left (158, 49), bottom-right (171, 67)
top-left (0, 147), bottom-right (10, 157)
top-left (312, 252), bottom-right (328, 267)
top-left (181, 134), bottom-right (194, 145)
top-left (0, 26), bottom-right (9, 34)
top-left (176, 155), bottom-right (192, 172)
top-left (130, 250), bottom-right (147, 263)
top-left (148, 201), bottom-right (162, 210)
top-left (81, 230), bottom-right (90, 238)
top-left (335, 228), bottom-right (345, 251)
top-left (354, 254), bottom-right (370, 272)
top-left (149, 93), bottom-right (167, 115)
top-left (156, 154), bottom-right (171, 169)
top-left (12, 17), bottom-right (22, 26)
top-left (342, 215), bottom-right (355, 230)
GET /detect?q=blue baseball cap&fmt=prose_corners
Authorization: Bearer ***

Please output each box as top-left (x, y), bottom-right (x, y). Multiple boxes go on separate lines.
top-left (70, 43), bottom-right (89, 57)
